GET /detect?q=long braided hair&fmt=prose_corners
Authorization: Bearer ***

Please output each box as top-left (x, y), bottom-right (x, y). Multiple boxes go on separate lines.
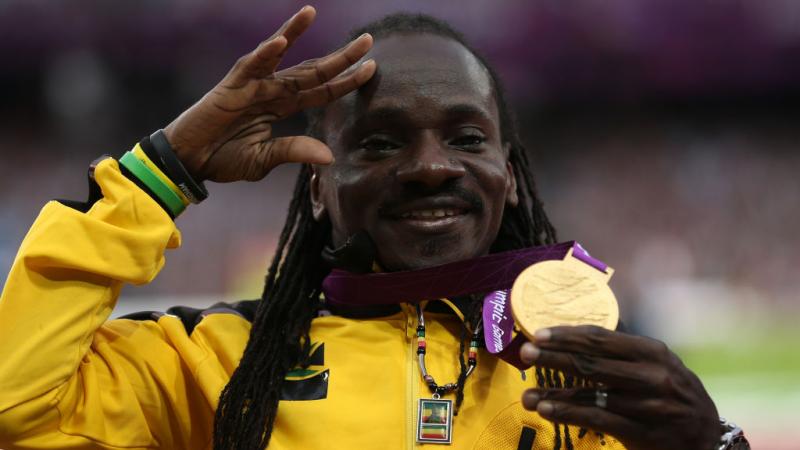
top-left (213, 13), bottom-right (558, 450)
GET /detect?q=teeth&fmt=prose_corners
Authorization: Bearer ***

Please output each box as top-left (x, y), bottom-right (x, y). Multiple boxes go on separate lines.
top-left (400, 209), bottom-right (462, 219)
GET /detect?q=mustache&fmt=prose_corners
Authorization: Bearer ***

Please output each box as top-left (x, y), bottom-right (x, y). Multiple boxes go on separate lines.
top-left (378, 183), bottom-right (484, 214)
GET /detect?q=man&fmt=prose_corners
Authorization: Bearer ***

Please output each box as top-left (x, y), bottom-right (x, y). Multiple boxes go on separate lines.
top-left (0, 6), bottom-right (746, 450)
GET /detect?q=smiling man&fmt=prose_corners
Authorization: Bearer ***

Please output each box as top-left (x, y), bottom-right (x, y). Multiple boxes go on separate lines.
top-left (310, 32), bottom-right (517, 270)
top-left (0, 6), bottom-right (747, 450)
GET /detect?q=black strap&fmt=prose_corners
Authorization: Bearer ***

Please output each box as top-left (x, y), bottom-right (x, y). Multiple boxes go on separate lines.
top-left (147, 130), bottom-right (208, 203)
top-left (118, 299), bottom-right (259, 335)
top-left (138, 135), bottom-right (169, 175)
top-left (517, 426), bottom-right (537, 450)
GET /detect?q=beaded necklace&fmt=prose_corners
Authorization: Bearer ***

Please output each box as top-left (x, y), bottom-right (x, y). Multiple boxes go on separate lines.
top-left (414, 303), bottom-right (482, 444)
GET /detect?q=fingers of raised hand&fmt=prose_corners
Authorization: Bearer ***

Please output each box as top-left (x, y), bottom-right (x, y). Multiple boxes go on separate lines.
top-left (234, 36), bottom-right (289, 80)
top-left (230, 34), bottom-right (375, 119)
top-left (295, 59), bottom-right (376, 109)
top-left (223, 12), bottom-right (375, 118)
top-left (276, 33), bottom-right (374, 91)
top-left (229, 6), bottom-right (317, 82)
top-left (251, 57), bottom-right (375, 119)
top-left (270, 5), bottom-right (316, 50)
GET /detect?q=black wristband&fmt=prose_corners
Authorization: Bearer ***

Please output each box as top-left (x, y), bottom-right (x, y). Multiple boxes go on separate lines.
top-left (148, 129), bottom-right (209, 203)
top-left (138, 136), bottom-right (169, 176)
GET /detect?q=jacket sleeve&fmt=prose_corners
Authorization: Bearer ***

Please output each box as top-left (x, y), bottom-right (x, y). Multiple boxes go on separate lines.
top-left (0, 157), bottom-right (213, 449)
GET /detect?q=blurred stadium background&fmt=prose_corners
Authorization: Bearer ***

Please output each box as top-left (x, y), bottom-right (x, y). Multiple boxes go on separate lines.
top-left (1, 1), bottom-right (798, 448)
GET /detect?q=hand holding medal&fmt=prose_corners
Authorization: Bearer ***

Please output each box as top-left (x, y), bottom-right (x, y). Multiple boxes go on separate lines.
top-left (515, 251), bottom-right (722, 450)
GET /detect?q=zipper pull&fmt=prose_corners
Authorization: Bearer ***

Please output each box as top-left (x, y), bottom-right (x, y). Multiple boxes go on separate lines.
top-left (401, 303), bottom-right (416, 340)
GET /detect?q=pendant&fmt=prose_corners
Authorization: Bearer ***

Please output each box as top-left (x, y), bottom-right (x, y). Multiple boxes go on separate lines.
top-left (416, 397), bottom-right (453, 444)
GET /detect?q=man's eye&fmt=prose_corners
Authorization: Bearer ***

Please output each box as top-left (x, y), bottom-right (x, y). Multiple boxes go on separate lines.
top-left (360, 138), bottom-right (400, 152)
top-left (450, 135), bottom-right (485, 148)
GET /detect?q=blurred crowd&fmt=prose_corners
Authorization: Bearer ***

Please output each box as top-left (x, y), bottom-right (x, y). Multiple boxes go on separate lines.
top-left (1, 0), bottom-right (798, 338)
top-left (2, 2), bottom-right (799, 446)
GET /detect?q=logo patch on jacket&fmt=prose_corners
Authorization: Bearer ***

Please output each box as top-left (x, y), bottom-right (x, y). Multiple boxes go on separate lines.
top-left (281, 342), bottom-right (329, 401)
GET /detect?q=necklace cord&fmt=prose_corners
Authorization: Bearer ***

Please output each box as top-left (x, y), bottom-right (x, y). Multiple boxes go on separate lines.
top-left (415, 302), bottom-right (482, 404)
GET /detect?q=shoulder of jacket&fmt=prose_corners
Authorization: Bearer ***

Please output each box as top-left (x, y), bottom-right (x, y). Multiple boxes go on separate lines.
top-left (117, 299), bottom-right (260, 335)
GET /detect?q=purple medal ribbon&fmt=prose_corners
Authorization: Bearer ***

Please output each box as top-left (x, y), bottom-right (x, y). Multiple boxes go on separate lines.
top-left (321, 241), bottom-right (608, 368)
top-left (481, 289), bottom-right (528, 369)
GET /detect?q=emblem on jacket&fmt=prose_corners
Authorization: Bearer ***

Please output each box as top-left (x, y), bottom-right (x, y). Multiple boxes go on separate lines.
top-left (281, 342), bottom-right (329, 401)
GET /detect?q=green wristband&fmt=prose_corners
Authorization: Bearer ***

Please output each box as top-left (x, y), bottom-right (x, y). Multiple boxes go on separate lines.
top-left (119, 151), bottom-right (186, 217)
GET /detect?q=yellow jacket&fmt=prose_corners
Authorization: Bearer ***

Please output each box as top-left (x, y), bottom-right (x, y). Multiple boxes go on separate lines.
top-left (0, 158), bottom-right (625, 450)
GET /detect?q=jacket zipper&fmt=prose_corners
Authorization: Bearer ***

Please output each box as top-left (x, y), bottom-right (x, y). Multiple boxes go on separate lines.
top-left (403, 303), bottom-right (418, 450)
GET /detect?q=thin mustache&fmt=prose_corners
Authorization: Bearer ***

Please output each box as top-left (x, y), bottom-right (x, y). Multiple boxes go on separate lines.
top-left (378, 185), bottom-right (484, 214)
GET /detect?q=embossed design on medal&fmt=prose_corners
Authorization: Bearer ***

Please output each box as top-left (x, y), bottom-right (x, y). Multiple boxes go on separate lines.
top-left (510, 249), bottom-right (619, 339)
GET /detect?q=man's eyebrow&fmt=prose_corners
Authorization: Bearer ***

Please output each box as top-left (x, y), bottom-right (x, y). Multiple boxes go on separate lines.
top-left (346, 106), bottom-right (413, 133)
top-left (442, 104), bottom-right (493, 122)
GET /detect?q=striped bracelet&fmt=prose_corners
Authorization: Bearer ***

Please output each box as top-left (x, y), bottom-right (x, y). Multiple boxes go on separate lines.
top-left (119, 151), bottom-right (186, 217)
top-left (131, 143), bottom-right (190, 206)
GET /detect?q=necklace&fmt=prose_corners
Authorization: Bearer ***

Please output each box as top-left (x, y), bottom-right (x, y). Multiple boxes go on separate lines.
top-left (414, 303), bottom-right (481, 445)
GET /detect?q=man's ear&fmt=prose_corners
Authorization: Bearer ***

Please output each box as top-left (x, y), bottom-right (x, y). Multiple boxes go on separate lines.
top-left (504, 143), bottom-right (519, 207)
top-left (310, 166), bottom-right (327, 221)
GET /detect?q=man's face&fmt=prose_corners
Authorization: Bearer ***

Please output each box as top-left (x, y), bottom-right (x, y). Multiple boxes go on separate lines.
top-left (312, 33), bottom-right (518, 271)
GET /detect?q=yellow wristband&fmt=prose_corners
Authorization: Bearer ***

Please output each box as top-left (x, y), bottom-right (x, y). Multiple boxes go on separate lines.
top-left (132, 143), bottom-right (190, 206)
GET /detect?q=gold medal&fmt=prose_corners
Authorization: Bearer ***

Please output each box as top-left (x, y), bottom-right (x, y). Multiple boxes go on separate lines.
top-left (510, 248), bottom-right (619, 340)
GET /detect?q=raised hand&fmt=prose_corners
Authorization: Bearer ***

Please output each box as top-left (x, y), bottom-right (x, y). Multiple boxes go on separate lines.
top-left (163, 5), bottom-right (376, 182)
top-left (520, 326), bottom-right (720, 450)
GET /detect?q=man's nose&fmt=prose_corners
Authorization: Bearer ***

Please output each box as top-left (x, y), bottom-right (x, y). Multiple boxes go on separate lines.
top-left (395, 132), bottom-right (466, 188)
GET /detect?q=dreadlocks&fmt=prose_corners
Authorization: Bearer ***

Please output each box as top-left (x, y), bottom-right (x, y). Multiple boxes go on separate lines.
top-left (213, 13), bottom-right (558, 450)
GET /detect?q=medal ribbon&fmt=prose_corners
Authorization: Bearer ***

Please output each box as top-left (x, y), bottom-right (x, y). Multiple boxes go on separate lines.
top-left (321, 241), bottom-right (608, 369)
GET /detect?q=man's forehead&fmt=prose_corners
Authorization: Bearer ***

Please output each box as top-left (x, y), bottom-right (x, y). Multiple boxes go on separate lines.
top-left (371, 66), bottom-right (488, 100)
top-left (326, 33), bottom-right (497, 126)
top-left (365, 34), bottom-right (494, 101)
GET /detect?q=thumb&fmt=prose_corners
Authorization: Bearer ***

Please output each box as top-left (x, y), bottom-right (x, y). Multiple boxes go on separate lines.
top-left (250, 135), bottom-right (333, 181)
top-left (269, 135), bottom-right (333, 165)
